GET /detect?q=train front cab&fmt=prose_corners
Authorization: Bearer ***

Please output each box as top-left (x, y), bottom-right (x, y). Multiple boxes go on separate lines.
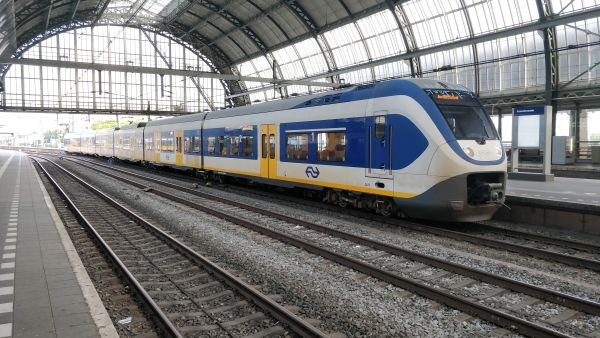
top-left (396, 85), bottom-right (507, 222)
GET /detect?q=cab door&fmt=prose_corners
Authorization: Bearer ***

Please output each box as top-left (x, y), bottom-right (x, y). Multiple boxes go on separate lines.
top-left (366, 111), bottom-right (394, 179)
top-left (260, 124), bottom-right (277, 178)
top-left (175, 130), bottom-right (183, 165)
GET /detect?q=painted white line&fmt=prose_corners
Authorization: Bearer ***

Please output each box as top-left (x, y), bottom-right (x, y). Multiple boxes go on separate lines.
top-left (3, 246), bottom-right (15, 251)
top-left (0, 274), bottom-right (13, 282)
top-left (0, 322), bottom-right (11, 337)
top-left (0, 302), bottom-right (13, 314)
top-left (1, 253), bottom-right (15, 259)
top-left (0, 287), bottom-right (13, 296)
top-left (0, 263), bottom-right (14, 269)
top-left (6, 228), bottom-right (16, 231)
top-left (7, 223), bottom-right (16, 226)
top-left (3, 239), bottom-right (15, 243)
top-left (0, 153), bottom-right (15, 181)
top-left (5, 234), bottom-right (15, 238)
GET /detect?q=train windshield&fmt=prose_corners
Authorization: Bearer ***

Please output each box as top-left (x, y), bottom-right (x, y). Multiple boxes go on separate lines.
top-left (439, 105), bottom-right (498, 141)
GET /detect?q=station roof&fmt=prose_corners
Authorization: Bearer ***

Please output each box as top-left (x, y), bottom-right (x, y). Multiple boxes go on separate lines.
top-left (2, 0), bottom-right (600, 109)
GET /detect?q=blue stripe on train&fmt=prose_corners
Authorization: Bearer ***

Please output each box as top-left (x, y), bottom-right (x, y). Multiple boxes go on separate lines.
top-left (292, 79), bottom-right (505, 166)
top-left (279, 115), bottom-right (428, 170)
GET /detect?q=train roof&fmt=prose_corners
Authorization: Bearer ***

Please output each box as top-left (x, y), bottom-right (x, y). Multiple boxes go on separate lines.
top-left (145, 78), bottom-right (471, 126)
top-left (118, 122), bottom-right (146, 130)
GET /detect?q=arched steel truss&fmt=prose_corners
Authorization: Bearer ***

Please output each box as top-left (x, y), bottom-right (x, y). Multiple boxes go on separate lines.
top-left (4, 0), bottom-right (600, 111)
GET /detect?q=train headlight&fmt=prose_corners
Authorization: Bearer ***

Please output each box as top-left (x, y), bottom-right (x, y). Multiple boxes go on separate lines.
top-left (463, 147), bottom-right (475, 158)
top-left (495, 147), bottom-right (502, 156)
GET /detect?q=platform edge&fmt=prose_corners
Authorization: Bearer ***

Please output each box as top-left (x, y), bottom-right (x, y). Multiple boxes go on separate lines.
top-left (31, 157), bottom-right (119, 338)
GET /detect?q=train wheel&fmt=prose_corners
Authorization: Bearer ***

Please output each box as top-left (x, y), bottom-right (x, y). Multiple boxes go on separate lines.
top-left (376, 200), bottom-right (393, 217)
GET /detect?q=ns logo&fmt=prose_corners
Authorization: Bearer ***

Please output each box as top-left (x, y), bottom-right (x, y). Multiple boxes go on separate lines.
top-left (305, 166), bottom-right (320, 178)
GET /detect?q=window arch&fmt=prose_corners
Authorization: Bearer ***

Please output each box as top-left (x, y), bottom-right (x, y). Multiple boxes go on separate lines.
top-left (3, 25), bottom-right (227, 113)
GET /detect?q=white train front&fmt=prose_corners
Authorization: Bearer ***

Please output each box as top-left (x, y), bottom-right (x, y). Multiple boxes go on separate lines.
top-left (65, 79), bottom-right (507, 222)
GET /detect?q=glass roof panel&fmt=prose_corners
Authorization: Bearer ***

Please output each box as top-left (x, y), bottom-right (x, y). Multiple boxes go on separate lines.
top-left (556, 18), bottom-right (600, 86)
top-left (323, 23), bottom-right (369, 68)
top-left (272, 45), bottom-right (306, 79)
top-left (551, 0), bottom-right (600, 15)
top-left (476, 32), bottom-right (545, 93)
top-left (356, 10), bottom-right (406, 60)
top-left (465, 0), bottom-right (539, 35)
top-left (402, 0), bottom-right (470, 48)
top-left (420, 46), bottom-right (475, 90)
top-left (293, 38), bottom-right (329, 76)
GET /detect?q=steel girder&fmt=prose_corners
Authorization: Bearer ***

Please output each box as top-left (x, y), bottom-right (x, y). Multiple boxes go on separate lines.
top-left (141, 30), bottom-right (216, 111)
top-left (299, 7), bottom-right (600, 82)
top-left (536, 0), bottom-right (559, 107)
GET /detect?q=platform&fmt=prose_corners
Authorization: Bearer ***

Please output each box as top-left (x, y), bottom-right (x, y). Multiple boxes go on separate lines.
top-left (0, 150), bottom-right (116, 337)
top-left (506, 177), bottom-right (600, 206)
top-left (509, 161), bottom-right (600, 180)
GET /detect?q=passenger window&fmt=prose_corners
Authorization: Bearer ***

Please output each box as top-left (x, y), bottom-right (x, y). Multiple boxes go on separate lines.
top-left (193, 136), bottom-right (200, 153)
top-left (375, 116), bottom-right (386, 139)
top-left (184, 136), bottom-right (191, 153)
top-left (219, 136), bottom-right (226, 156)
top-left (269, 134), bottom-right (275, 159)
top-left (207, 137), bottom-right (216, 155)
top-left (262, 134), bottom-right (267, 158)
top-left (286, 133), bottom-right (309, 161)
top-left (317, 132), bottom-right (346, 162)
top-left (242, 135), bottom-right (253, 157)
top-left (230, 136), bottom-right (240, 156)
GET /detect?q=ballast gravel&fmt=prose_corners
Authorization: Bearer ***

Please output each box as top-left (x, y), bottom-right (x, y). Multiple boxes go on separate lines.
top-left (189, 182), bottom-right (600, 302)
top-left (61, 160), bottom-right (504, 337)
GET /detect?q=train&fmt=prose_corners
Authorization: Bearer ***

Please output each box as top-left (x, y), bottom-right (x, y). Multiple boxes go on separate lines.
top-left (64, 78), bottom-right (507, 222)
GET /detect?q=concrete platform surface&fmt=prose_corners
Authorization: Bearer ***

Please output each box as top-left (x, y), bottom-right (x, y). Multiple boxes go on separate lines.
top-left (0, 150), bottom-right (117, 337)
top-left (507, 176), bottom-right (600, 206)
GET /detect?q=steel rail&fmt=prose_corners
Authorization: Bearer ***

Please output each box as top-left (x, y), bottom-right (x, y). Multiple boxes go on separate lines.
top-left (31, 157), bottom-right (183, 338)
top-left (62, 157), bottom-right (574, 337)
top-left (465, 223), bottom-right (600, 253)
top-left (66, 156), bottom-right (600, 315)
top-left (33, 156), bottom-right (329, 338)
top-left (67, 156), bottom-right (600, 272)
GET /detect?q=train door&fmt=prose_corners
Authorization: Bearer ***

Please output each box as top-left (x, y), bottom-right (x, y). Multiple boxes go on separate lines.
top-left (260, 124), bottom-right (277, 178)
top-left (366, 111), bottom-right (394, 179)
top-left (175, 130), bottom-right (183, 165)
top-left (154, 131), bottom-right (160, 162)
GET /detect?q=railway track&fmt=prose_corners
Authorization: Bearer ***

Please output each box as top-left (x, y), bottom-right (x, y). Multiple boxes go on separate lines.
top-left (31, 156), bottom-right (329, 338)
top-left (69, 155), bottom-right (600, 271)
top-left (59, 155), bottom-right (600, 337)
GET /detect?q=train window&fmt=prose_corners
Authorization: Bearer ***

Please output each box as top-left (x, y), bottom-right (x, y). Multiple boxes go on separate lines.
top-left (286, 133), bottom-right (309, 161)
top-left (219, 136), bottom-right (227, 156)
top-left (438, 105), bottom-right (498, 141)
top-left (123, 136), bottom-right (130, 150)
top-left (184, 136), bottom-right (191, 153)
top-left (375, 116), bottom-right (386, 139)
top-left (207, 137), bottom-right (216, 155)
top-left (192, 136), bottom-right (200, 153)
top-left (317, 132), bottom-right (346, 162)
top-left (145, 137), bottom-right (153, 150)
top-left (230, 136), bottom-right (240, 156)
top-left (262, 135), bottom-right (267, 158)
top-left (242, 135), bottom-right (253, 157)
top-left (161, 132), bottom-right (174, 151)
top-left (269, 134), bottom-right (275, 159)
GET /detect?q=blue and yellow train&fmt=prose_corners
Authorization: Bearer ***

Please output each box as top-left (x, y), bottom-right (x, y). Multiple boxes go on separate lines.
top-left (65, 78), bottom-right (507, 221)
